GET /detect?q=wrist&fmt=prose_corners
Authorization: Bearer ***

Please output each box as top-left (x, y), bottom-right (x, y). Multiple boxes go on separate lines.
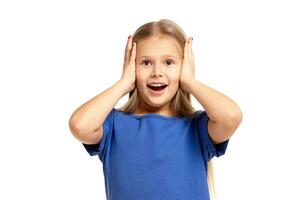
top-left (119, 78), bottom-right (132, 87)
top-left (180, 78), bottom-right (196, 93)
top-left (117, 79), bottom-right (134, 95)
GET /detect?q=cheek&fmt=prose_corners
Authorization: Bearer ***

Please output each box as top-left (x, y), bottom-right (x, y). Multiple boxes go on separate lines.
top-left (136, 71), bottom-right (148, 88)
top-left (169, 65), bottom-right (181, 76)
top-left (136, 72), bottom-right (144, 81)
top-left (169, 70), bottom-right (181, 82)
top-left (136, 68), bottom-right (150, 81)
top-left (168, 74), bottom-right (180, 90)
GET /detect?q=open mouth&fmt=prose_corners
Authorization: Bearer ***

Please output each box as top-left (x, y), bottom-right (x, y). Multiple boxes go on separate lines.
top-left (147, 84), bottom-right (168, 92)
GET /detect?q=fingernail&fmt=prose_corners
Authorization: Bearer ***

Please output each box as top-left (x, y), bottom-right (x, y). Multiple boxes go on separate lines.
top-left (128, 35), bottom-right (131, 39)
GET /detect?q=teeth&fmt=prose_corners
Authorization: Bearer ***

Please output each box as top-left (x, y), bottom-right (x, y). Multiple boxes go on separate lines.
top-left (148, 83), bottom-right (166, 87)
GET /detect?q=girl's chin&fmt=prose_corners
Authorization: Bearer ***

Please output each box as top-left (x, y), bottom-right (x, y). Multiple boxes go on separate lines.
top-left (145, 100), bottom-right (168, 108)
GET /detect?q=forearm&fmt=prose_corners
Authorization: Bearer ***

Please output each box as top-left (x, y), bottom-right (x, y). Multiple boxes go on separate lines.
top-left (69, 79), bottom-right (130, 135)
top-left (181, 79), bottom-right (242, 123)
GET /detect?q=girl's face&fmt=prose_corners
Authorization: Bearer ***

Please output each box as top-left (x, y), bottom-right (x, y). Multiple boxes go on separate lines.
top-left (135, 36), bottom-right (183, 113)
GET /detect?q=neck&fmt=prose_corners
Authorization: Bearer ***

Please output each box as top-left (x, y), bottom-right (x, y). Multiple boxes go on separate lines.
top-left (134, 98), bottom-right (174, 116)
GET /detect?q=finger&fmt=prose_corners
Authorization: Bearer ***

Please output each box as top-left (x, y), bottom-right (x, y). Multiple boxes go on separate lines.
top-left (186, 37), bottom-right (191, 62)
top-left (124, 36), bottom-right (132, 62)
top-left (184, 39), bottom-right (188, 63)
top-left (129, 42), bottom-right (136, 64)
top-left (189, 37), bottom-right (194, 60)
top-left (124, 35), bottom-right (133, 64)
top-left (187, 37), bottom-right (192, 61)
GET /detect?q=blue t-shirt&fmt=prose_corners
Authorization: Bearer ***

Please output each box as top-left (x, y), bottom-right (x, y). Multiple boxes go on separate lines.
top-left (82, 108), bottom-right (229, 200)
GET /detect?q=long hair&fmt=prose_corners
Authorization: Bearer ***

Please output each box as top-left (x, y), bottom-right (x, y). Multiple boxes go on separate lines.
top-left (117, 19), bottom-right (218, 200)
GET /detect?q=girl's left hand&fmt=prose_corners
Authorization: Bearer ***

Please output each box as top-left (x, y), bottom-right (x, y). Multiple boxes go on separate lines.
top-left (179, 37), bottom-right (195, 90)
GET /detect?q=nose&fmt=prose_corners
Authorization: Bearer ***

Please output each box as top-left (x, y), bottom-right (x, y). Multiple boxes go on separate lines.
top-left (151, 65), bottom-right (163, 77)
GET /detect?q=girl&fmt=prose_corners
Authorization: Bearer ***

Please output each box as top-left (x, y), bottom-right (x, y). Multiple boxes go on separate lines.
top-left (69, 19), bottom-right (242, 200)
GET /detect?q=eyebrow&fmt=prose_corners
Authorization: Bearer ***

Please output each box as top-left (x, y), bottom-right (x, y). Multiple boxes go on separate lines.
top-left (139, 55), bottom-right (179, 59)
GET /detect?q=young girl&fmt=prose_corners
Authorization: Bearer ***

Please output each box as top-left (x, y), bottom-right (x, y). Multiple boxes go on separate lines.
top-left (69, 19), bottom-right (242, 200)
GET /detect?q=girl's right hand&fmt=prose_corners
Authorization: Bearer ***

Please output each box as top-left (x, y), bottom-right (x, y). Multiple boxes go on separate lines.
top-left (121, 35), bottom-right (137, 92)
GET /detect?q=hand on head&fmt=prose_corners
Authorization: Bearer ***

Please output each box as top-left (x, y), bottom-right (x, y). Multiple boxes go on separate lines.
top-left (119, 35), bottom-right (195, 94)
top-left (179, 37), bottom-right (195, 91)
top-left (121, 35), bottom-right (137, 93)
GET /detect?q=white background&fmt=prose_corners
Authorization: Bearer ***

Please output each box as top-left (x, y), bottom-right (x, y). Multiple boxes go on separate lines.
top-left (1, 0), bottom-right (299, 199)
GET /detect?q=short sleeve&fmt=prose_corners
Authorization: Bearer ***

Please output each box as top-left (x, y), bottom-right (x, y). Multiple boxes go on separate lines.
top-left (82, 108), bottom-right (115, 159)
top-left (196, 110), bottom-right (229, 164)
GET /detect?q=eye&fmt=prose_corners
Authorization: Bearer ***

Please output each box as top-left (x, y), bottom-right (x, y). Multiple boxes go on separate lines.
top-left (141, 60), bottom-right (151, 66)
top-left (166, 59), bottom-right (175, 65)
top-left (141, 59), bottom-right (175, 66)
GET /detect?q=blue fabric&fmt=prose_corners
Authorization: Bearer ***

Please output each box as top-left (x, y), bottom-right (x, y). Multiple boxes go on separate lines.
top-left (82, 108), bottom-right (229, 200)
top-left (195, 110), bottom-right (230, 172)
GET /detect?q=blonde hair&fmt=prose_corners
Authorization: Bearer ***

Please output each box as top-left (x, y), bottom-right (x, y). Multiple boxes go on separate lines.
top-left (117, 19), bottom-right (217, 200)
